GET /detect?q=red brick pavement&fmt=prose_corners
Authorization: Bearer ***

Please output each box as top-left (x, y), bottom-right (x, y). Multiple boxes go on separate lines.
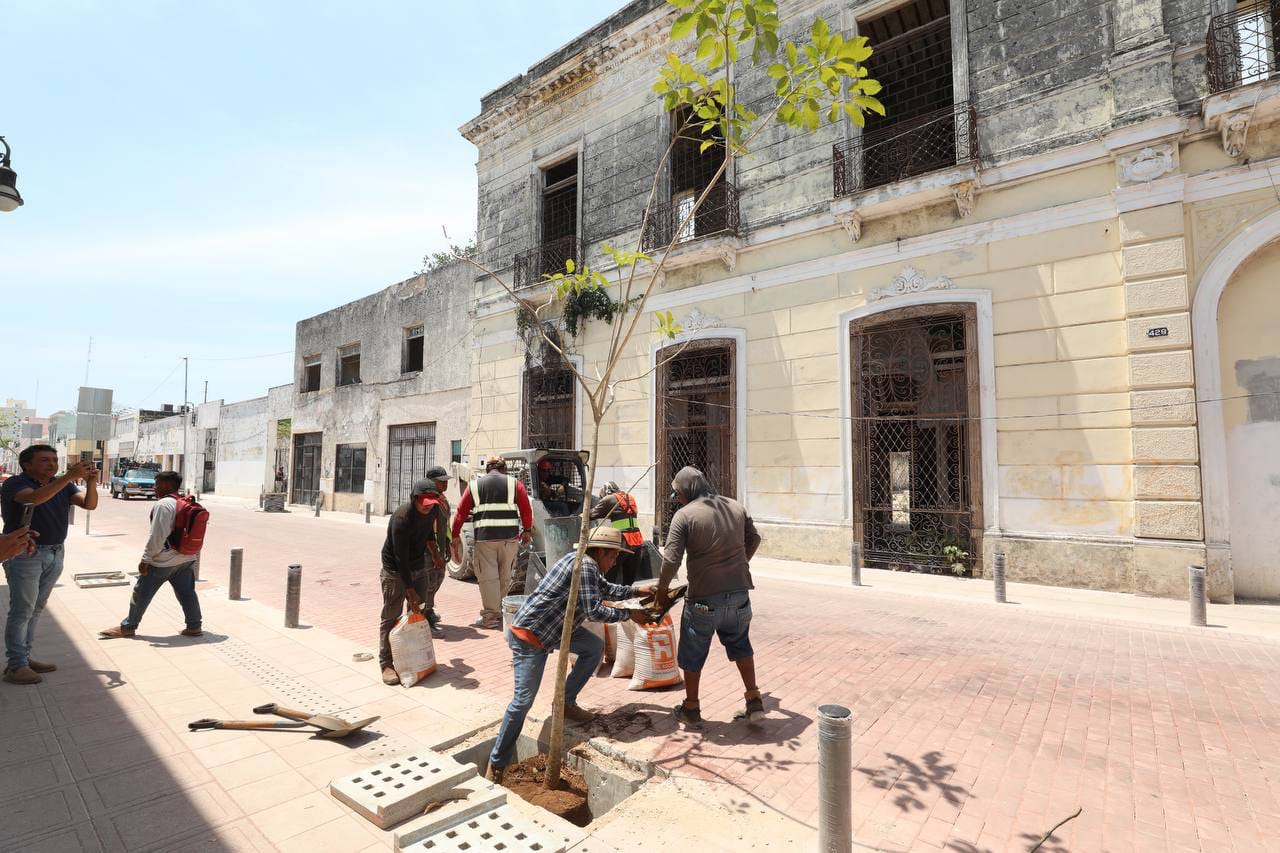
top-left (83, 497), bottom-right (1280, 852)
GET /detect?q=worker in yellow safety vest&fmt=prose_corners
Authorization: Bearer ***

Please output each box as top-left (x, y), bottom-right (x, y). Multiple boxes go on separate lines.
top-left (451, 456), bottom-right (533, 629)
top-left (590, 481), bottom-right (644, 585)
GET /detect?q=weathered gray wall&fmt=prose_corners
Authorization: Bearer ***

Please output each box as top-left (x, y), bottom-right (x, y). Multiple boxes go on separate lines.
top-left (292, 260), bottom-right (473, 513)
top-left (216, 396), bottom-right (270, 499)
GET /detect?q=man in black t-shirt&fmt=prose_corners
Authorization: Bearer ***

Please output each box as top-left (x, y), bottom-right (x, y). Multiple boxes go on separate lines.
top-left (378, 475), bottom-right (449, 684)
top-left (0, 445), bottom-right (99, 685)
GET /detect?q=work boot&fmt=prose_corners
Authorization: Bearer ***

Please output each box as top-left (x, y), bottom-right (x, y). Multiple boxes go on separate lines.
top-left (381, 666), bottom-right (399, 686)
top-left (3, 666), bottom-right (42, 685)
top-left (180, 628), bottom-right (203, 637)
top-left (98, 626), bottom-right (136, 639)
top-left (470, 616), bottom-right (501, 630)
top-left (27, 659), bottom-right (57, 673)
top-left (486, 763), bottom-right (506, 785)
top-left (673, 701), bottom-right (703, 728)
top-left (564, 704), bottom-right (596, 724)
top-left (425, 609), bottom-right (441, 627)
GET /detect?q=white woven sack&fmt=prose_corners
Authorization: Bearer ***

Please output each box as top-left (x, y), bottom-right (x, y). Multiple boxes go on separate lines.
top-left (389, 611), bottom-right (437, 687)
top-left (628, 614), bottom-right (681, 691)
top-left (610, 619), bottom-right (637, 679)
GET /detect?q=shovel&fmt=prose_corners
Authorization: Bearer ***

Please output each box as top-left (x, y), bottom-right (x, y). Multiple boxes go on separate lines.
top-left (188, 718), bottom-right (314, 733)
top-left (252, 703), bottom-right (380, 739)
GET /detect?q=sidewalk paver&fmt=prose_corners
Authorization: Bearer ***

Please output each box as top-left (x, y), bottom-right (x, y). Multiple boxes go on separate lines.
top-left (18, 495), bottom-right (1280, 851)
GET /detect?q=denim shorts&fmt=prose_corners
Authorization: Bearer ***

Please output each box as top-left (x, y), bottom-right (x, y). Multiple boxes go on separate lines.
top-left (677, 589), bottom-right (753, 672)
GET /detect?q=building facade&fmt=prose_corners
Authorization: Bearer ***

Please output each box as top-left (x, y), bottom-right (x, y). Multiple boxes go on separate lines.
top-left (461, 0), bottom-right (1280, 600)
top-left (290, 264), bottom-right (472, 515)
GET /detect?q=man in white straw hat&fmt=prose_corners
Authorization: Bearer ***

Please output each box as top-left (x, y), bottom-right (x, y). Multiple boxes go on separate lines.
top-left (487, 525), bottom-right (650, 782)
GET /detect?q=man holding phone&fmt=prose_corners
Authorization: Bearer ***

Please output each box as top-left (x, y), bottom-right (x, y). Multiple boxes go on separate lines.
top-left (0, 445), bottom-right (99, 685)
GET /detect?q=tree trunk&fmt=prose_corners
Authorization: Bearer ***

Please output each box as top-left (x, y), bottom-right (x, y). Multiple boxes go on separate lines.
top-left (544, 415), bottom-right (602, 789)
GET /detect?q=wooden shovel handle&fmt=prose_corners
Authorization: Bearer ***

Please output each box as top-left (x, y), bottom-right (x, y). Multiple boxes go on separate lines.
top-left (252, 703), bottom-right (312, 722)
top-left (189, 718), bottom-right (309, 732)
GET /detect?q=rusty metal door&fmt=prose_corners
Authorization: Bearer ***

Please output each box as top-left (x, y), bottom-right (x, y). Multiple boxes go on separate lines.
top-left (387, 422), bottom-right (436, 511)
top-left (522, 366), bottom-right (575, 449)
top-left (850, 305), bottom-right (982, 573)
top-left (291, 432), bottom-right (322, 507)
top-left (657, 339), bottom-right (736, 531)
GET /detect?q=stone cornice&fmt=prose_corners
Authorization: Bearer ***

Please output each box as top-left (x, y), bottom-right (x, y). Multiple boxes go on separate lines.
top-left (459, 13), bottom-right (671, 146)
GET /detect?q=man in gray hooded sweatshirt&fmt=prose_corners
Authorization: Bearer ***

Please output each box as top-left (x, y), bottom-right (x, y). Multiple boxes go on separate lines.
top-left (655, 466), bottom-right (764, 725)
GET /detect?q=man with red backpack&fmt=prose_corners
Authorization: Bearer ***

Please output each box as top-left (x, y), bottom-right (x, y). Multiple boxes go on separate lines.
top-left (99, 471), bottom-right (206, 639)
top-left (590, 481), bottom-right (645, 585)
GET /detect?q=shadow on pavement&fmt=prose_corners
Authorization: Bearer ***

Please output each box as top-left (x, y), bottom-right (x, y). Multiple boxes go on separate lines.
top-left (857, 750), bottom-right (969, 814)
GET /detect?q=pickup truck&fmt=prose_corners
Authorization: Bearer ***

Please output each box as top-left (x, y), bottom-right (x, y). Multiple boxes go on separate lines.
top-left (110, 468), bottom-right (157, 500)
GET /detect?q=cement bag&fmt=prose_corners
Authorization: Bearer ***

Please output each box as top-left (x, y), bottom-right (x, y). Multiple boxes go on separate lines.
top-left (610, 620), bottom-right (637, 679)
top-left (389, 610), bottom-right (437, 687)
top-left (627, 614), bottom-right (682, 691)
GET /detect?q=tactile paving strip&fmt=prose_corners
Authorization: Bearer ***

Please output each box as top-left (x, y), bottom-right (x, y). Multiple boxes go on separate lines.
top-left (403, 805), bottom-right (565, 853)
top-left (211, 639), bottom-right (349, 715)
top-left (332, 752), bottom-right (479, 828)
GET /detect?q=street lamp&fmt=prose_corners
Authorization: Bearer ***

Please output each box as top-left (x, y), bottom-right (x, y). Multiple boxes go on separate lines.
top-left (0, 136), bottom-right (23, 212)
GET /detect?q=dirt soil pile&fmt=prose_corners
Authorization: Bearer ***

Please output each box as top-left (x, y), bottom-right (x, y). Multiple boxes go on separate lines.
top-left (500, 754), bottom-right (591, 826)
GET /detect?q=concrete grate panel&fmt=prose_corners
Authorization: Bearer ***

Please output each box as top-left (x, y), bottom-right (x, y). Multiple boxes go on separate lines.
top-left (402, 805), bottom-right (565, 853)
top-left (392, 777), bottom-right (508, 851)
top-left (331, 751), bottom-right (479, 829)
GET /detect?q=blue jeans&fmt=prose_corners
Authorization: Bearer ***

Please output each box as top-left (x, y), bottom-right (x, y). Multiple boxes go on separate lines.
top-left (3, 544), bottom-right (65, 671)
top-left (122, 562), bottom-right (202, 631)
top-left (489, 626), bottom-right (603, 770)
top-left (677, 589), bottom-right (753, 673)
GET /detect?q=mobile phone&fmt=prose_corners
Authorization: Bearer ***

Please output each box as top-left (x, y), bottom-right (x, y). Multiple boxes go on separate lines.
top-left (20, 504), bottom-right (34, 528)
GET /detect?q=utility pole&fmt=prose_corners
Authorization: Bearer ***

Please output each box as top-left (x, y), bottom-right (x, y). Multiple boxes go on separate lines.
top-left (182, 357), bottom-right (189, 493)
top-left (203, 380), bottom-right (208, 404)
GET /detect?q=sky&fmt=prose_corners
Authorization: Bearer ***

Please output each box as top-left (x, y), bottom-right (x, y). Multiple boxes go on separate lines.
top-left (0, 0), bottom-right (626, 418)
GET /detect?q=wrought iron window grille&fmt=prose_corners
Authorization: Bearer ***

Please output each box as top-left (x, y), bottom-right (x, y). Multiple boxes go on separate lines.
top-left (833, 102), bottom-right (977, 198)
top-left (1207, 1), bottom-right (1280, 93)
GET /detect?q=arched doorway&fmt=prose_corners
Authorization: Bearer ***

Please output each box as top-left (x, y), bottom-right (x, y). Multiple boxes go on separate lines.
top-left (1195, 206), bottom-right (1280, 602)
top-left (1217, 237), bottom-right (1280, 599)
top-left (849, 303), bottom-right (984, 574)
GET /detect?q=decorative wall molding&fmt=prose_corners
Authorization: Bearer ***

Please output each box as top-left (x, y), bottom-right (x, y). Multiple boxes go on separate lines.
top-left (1118, 144), bottom-right (1177, 185)
top-left (681, 308), bottom-right (722, 333)
top-left (952, 180), bottom-right (977, 218)
top-left (1221, 110), bottom-right (1251, 159)
top-left (836, 211), bottom-right (863, 242)
top-left (869, 266), bottom-right (956, 302)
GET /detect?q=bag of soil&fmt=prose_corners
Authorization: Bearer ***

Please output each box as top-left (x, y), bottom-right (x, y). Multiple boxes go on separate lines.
top-left (388, 610), bottom-right (438, 687)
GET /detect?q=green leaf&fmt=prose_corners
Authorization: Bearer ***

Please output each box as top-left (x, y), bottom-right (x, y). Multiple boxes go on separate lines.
top-left (696, 34), bottom-right (716, 60)
top-left (667, 0), bottom-right (695, 8)
top-left (700, 138), bottom-right (717, 153)
top-left (811, 17), bottom-right (829, 40)
top-left (564, 258), bottom-right (575, 273)
top-left (672, 12), bottom-right (696, 39)
top-left (859, 78), bottom-right (883, 95)
top-left (767, 62), bottom-right (786, 78)
top-left (853, 95), bottom-right (886, 116)
top-left (785, 41), bottom-right (797, 65)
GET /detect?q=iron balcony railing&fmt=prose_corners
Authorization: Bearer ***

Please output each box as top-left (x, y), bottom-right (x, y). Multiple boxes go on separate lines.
top-left (513, 235), bottom-right (579, 289)
top-left (641, 181), bottom-right (741, 253)
top-left (1207, 0), bottom-right (1280, 93)
top-left (832, 102), bottom-right (977, 198)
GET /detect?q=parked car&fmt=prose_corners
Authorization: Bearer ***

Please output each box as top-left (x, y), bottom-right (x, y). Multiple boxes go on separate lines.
top-left (110, 468), bottom-right (157, 500)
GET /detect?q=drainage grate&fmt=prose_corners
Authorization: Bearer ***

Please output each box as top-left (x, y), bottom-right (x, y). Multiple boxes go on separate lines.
top-left (73, 571), bottom-right (131, 588)
top-left (211, 639), bottom-right (350, 716)
top-left (332, 752), bottom-right (479, 828)
top-left (406, 805), bottom-right (565, 853)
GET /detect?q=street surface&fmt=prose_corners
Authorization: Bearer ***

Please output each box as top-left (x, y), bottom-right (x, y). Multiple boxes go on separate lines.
top-left (71, 494), bottom-right (1280, 852)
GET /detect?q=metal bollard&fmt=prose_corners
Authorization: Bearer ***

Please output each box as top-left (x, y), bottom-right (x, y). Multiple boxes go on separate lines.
top-left (259, 490), bottom-right (265, 509)
top-left (229, 548), bottom-right (243, 600)
top-left (85, 510), bottom-right (91, 536)
top-left (993, 552), bottom-right (1007, 604)
top-left (285, 564), bottom-right (302, 628)
top-left (314, 494), bottom-right (321, 517)
top-left (192, 555), bottom-right (201, 582)
top-left (365, 502), bottom-right (371, 524)
top-left (817, 704), bottom-right (853, 853)
top-left (850, 541), bottom-right (862, 587)
top-left (69, 506), bottom-right (75, 526)
top-left (1189, 564), bottom-right (1207, 627)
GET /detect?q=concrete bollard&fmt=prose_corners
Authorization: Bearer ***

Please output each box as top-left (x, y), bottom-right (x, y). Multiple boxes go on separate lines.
top-left (314, 494), bottom-right (321, 517)
top-left (1189, 564), bottom-right (1207, 627)
top-left (229, 548), bottom-right (243, 600)
top-left (285, 564), bottom-right (302, 628)
top-left (817, 704), bottom-right (853, 853)
top-left (365, 502), bottom-right (371, 524)
top-left (993, 552), bottom-right (1007, 604)
top-left (850, 541), bottom-right (862, 587)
